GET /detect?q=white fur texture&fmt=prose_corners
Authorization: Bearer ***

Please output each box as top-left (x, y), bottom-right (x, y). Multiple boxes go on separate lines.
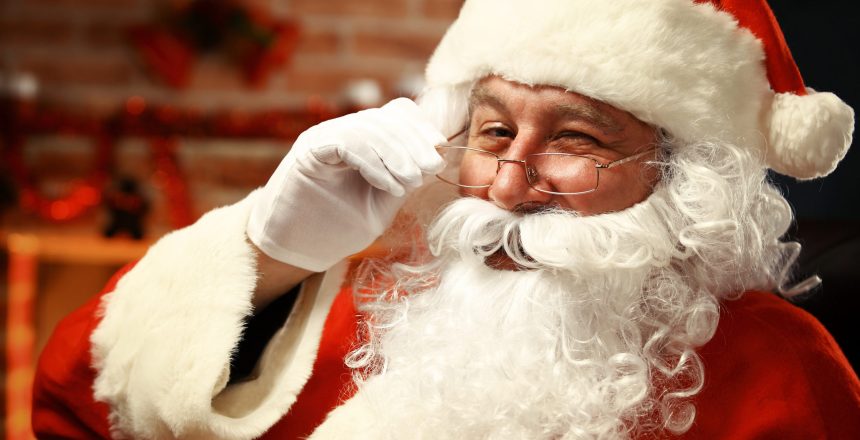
top-left (425, 0), bottom-right (853, 179)
top-left (766, 90), bottom-right (855, 179)
top-left (90, 190), bottom-right (345, 439)
top-left (427, 0), bottom-right (769, 147)
top-left (314, 133), bottom-right (797, 439)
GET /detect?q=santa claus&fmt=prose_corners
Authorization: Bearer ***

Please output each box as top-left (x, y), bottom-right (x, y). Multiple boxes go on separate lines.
top-left (34, 0), bottom-right (860, 439)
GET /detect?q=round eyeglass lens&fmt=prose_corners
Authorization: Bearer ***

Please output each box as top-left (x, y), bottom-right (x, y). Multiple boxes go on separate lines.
top-left (435, 146), bottom-right (497, 188)
top-left (525, 154), bottom-right (599, 194)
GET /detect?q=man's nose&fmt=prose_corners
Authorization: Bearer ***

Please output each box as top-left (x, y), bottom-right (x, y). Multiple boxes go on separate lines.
top-left (487, 159), bottom-right (552, 211)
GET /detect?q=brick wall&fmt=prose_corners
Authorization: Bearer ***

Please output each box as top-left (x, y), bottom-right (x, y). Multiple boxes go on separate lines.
top-left (0, 0), bottom-right (462, 233)
top-left (0, 0), bottom-right (462, 110)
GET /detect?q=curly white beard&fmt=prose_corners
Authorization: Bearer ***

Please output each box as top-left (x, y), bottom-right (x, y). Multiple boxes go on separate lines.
top-left (334, 196), bottom-right (711, 439)
top-left (325, 139), bottom-right (795, 440)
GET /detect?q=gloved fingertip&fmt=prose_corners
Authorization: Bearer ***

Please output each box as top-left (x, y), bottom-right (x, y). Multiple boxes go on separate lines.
top-left (389, 184), bottom-right (406, 197)
top-left (414, 151), bottom-right (445, 174)
top-left (427, 157), bottom-right (447, 174)
top-left (381, 97), bottom-right (417, 112)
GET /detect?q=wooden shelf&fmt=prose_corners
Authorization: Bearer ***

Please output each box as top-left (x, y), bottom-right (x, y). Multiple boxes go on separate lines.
top-left (3, 231), bottom-right (154, 264)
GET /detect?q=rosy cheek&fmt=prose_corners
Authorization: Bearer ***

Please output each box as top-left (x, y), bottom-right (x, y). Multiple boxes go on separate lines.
top-left (567, 168), bottom-right (656, 215)
top-left (559, 193), bottom-right (600, 214)
top-left (455, 158), bottom-right (490, 199)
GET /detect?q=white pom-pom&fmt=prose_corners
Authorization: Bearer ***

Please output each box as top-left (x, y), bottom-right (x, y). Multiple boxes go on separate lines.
top-left (765, 89), bottom-right (854, 180)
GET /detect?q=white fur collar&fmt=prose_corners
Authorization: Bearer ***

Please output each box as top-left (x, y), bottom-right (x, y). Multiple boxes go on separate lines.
top-left (90, 190), bottom-right (346, 439)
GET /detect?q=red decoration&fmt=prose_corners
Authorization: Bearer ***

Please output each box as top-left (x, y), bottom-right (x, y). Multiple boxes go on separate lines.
top-left (127, 27), bottom-right (194, 89)
top-left (129, 0), bottom-right (301, 89)
top-left (4, 132), bottom-right (112, 223)
top-left (151, 138), bottom-right (194, 229)
top-left (0, 96), bottom-right (341, 225)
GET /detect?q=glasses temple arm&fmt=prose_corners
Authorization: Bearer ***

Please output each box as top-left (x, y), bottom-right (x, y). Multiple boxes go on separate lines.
top-left (600, 149), bottom-right (655, 169)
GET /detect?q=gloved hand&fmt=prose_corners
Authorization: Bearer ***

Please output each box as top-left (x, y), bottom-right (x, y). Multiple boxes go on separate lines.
top-left (247, 98), bottom-right (447, 272)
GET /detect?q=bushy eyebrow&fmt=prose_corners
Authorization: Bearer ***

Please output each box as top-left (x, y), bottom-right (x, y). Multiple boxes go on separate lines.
top-left (468, 85), bottom-right (505, 116)
top-left (556, 103), bottom-right (623, 135)
top-left (469, 84), bottom-right (624, 135)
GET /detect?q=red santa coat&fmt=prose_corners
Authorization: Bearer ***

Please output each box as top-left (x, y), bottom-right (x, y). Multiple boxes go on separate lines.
top-left (32, 193), bottom-right (860, 439)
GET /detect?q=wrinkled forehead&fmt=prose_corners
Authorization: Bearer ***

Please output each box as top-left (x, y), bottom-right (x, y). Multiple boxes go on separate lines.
top-left (465, 76), bottom-right (656, 137)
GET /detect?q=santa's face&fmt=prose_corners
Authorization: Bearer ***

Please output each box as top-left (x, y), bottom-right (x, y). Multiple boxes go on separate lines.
top-left (341, 77), bottom-right (788, 439)
top-left (459, 77), bottom-right (661, 216)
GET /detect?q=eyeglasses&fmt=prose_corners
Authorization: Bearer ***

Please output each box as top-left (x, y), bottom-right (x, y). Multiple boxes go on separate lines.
top-left (434, 144), bottom-right (655, 195)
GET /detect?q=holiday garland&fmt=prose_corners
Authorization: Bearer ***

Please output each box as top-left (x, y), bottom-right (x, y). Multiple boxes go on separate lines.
top-left (1, 98), bottom-right (339, 225)
top-left (129, 0), bottom-right (300, 88)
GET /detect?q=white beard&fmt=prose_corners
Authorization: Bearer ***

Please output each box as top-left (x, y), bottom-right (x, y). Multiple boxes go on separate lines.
top-left (329, 192), bottom-right (724, 440)
top-left (310, 136), bottom-right (794, 439)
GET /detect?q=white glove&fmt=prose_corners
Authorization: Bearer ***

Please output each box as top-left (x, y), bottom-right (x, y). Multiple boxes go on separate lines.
top-left (247, 98), bottom-right (447, 272)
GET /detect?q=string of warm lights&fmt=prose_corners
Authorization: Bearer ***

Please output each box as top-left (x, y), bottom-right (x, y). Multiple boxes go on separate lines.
top-left (1, 95), bottom-right (341, 224)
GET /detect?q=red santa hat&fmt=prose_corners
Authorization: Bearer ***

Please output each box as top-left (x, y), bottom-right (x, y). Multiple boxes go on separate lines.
top-left (424, 0), bottom-right (853, 179)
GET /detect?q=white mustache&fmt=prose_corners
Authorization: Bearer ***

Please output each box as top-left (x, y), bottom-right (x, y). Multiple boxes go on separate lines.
top-left (427, 196), bottom-right (685, 272)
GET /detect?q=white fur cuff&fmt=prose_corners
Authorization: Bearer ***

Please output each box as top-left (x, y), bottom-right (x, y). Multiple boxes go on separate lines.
top-left (90, 190), bottom-right (346, 439)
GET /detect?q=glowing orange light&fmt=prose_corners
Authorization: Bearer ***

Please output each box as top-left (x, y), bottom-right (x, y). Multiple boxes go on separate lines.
top-left (77, 185), bottom-right (101, 205)
top-left (125, 96), bottom-right (146, 116)
top-left (49, 201), bottom-right (71, 220)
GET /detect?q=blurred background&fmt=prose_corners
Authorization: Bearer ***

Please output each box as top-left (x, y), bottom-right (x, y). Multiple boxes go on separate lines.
top-left (0, 0), bottom-right (856, 438)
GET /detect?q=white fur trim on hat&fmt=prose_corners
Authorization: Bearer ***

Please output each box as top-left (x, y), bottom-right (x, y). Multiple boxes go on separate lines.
top-left (424, 0), bottom-right (854, 179)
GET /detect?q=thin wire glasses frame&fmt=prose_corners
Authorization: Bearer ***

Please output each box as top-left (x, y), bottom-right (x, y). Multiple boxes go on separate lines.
top-left (434, 143), bottom-right (656, 196)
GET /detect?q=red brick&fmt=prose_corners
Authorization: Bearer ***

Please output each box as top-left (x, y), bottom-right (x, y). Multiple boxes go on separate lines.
top-left (85, 22), bottom-right (131, 46)
top-left (291, 0), bottom-right (408, 18)
top-left (20, 55), bottom-right (134, 87)
top-left (23, 138), bottom-right (101, 179)
top-left (28, 0), bottom-right (138, 7)
top-left (112, 141), bottom-right (155, 179)
top-left (353, 30), bottom-right (441, 60)
top-left (0, 19), bottom-right (74, 46)
top-left (189, 61), bottom-right (245, 90)
top-left (191, 186), bottom-right (252, 214)
top-left (29, 140), bottom-right (171, 189)
top-left (295, 27), bottom-right (341, 56)
top-left (285, 64), bottom-right (398, 96)
top-left (184, 154), bottom-right (281, 189)
top-left (423, 0), bottom-right (464, 20)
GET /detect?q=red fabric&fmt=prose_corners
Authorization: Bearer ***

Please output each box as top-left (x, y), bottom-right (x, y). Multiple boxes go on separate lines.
top-left (31, 264), bottom-right (360, 440)
top-left (689, 291), bottom-right (860, 439)
top-left (696, 0), bottom-right (806, 95)
top-left (260, 284), bottom-right (359, 439)
top-left (32, 263), bottom-right (137, 439)
top-left (33, 271), bottom-right (860, 438)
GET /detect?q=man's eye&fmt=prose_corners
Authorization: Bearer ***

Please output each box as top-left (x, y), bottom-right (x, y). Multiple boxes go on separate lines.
top-left (557, 131), bottom-right (597, 143)
top-left (484, 127), bottom-right (514, 138)
top-left (471, 127), bottom-right (511, 151)
top-left (547, 132), bottom-right (602, 154)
